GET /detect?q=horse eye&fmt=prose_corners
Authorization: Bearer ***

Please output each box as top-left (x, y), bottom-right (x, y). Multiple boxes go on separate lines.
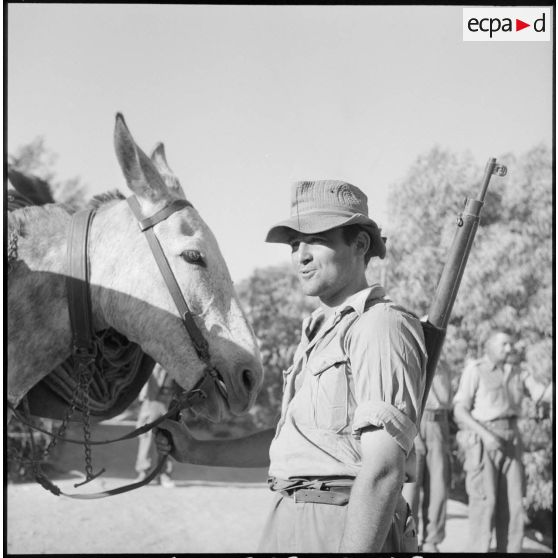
top-left (181, 250), bottom-right (206, 267)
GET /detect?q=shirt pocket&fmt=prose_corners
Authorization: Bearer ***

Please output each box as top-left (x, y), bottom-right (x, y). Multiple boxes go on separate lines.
top-left (309, 351), bottom-right (350, 433)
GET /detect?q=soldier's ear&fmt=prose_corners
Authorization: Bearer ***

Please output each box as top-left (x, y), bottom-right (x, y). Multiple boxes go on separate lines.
top-left (355, 230), bottom-right (371, 256)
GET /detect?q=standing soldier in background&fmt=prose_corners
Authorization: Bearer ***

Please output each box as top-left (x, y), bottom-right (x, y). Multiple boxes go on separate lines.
top-left (403, 360), bottom-right (453, 552)
top-left (453, 330), bottom-right (525, 552)
top-left (135, 363), bottom-right (176, 488)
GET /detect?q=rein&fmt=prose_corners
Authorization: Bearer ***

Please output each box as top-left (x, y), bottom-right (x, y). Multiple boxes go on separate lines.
top-left (15, 195), bottom-right (224, 499)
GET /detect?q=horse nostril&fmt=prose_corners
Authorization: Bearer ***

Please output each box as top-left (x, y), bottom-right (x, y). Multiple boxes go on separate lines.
top-left (242, 369), bottom-right (255, 393)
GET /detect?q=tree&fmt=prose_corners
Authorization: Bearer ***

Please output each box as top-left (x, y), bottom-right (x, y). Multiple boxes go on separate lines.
top-left (382, 144), bottom-right (553, 518)
top-left (236, 264), bottom-right (318, 429)
top-left (8, 136), bottom-right (88, 209)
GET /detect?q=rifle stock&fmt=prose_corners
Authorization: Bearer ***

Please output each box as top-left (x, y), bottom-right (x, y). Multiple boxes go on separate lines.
top-left (420, 157), bottom-right (507, 413)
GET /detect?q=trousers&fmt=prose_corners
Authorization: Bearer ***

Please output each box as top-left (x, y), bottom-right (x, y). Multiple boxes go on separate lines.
top-left (257, 488), bottom-right (417, 553)
top-left (404, 411), bottom-right (451, 545)
top-left (135, 399), bottom-right (172, 475)
top-left (461, 421), bottom-right (524, 552)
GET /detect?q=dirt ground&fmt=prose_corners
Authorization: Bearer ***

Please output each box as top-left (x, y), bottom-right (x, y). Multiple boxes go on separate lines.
top-left (6, 420), bottom-right (553, 555)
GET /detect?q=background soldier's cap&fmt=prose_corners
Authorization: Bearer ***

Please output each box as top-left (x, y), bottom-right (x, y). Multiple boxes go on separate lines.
top-left (265, 179), bottom-right (386, 259)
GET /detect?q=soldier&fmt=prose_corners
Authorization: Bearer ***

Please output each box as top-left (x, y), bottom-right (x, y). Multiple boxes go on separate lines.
top-left (403, 360), bottom-right (453, 552)
top-left (135, 364), bottom-right (176, 488)
top-left (156, 180), bottom-right (427, 552)
top-left (453, 330), bottom-right (525, 552)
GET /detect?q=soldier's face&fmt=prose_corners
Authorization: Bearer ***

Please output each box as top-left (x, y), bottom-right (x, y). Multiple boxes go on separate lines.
top-left (289, 228), bottom-right (362, 305)
top-left (487, 333), bottom-right (513, 365)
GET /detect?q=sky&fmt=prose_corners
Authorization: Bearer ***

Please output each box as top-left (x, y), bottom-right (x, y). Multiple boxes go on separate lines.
top-left (6, 4), bottom-right (554, 282)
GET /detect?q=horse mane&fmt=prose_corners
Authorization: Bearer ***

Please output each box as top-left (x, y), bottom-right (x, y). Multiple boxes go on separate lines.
top-left (87, 190), bottom-right (125, 209)
top-left (7, 168), bottom-right (125, 236)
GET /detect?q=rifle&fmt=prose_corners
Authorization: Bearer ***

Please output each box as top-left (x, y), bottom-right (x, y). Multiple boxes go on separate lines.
top-left (420, 157), bottom-right (507, 413)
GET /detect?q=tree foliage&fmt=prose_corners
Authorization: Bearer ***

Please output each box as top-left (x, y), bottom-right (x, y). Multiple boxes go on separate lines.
top-left (236, 264), bottom-right (318, 429)
top-left (8, 136), bottom-right (88, 209)
top-left (381, 144), bottom-right (553, 515)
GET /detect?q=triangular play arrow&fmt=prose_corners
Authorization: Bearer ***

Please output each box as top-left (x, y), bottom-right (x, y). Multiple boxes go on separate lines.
top-left (516, 19), bottom-right (530, 31)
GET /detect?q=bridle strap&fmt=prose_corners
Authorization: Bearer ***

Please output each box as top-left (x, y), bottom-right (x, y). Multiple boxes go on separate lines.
top-left (66, 208), bottom-right (97, 360)
top-left (134, 198), bottom-right (192, 232)
top-left (36, 454), bottom-right (170, 499)
top-left (9, 370), bottom-right (218, 499)
top-left (16, 195), bottom-right (221, 499)
top-left (126, 196), bottom-right (210, 362)
top-left (7, 370), bottom-right (213, 446)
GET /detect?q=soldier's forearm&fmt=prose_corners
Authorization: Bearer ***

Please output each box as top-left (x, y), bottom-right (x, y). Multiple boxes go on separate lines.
top-left (340, 428), bottom-right (406, 552)
top-left (340, 463), bottom-right (403, 552)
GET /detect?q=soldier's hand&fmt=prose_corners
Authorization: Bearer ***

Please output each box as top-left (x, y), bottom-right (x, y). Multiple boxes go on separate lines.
top-left (155, 419), bottom-right (197, 463)
top-left (482, 431), bottom-right (503, 451)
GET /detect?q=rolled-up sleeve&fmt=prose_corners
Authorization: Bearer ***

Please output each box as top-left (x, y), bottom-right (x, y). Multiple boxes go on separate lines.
top-left (347, 304), bottom-right (427, 455)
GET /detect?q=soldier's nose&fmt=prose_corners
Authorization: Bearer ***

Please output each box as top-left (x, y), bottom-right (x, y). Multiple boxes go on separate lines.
top-left (298, 243), bottom-right (312, 264)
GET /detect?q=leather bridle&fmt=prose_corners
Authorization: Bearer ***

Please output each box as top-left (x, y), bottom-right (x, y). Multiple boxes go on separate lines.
top-left (69, 194), bottom-right (227, 415)
top-left (124, 195), bottom-right (228, 403)
top-left (126, 196), bottom-right (211, 362)
top-left (12, 195), bottom-right (228, 498)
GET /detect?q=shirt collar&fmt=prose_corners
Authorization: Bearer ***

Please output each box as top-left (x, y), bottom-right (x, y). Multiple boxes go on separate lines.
top-left (304, 283), bottom-right (386, 331)
top-left (480, 355), bottom-right (502, 373)
top-left (337, 283), bottom-right (386, 316)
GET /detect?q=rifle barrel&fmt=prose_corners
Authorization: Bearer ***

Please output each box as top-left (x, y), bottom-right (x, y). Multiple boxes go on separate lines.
top-left (420, 157), bottom-right (506, 412)
top-left (479, 157), bottom-right (497, 202)
top-left (427, 156), bottom-right (502, 330)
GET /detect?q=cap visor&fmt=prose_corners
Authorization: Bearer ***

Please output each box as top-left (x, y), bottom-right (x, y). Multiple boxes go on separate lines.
top-left (265, 213), bottom-right (375, 243)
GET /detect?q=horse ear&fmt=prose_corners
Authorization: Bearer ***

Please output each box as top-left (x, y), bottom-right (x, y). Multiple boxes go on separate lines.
top-left (150, 143), bottom-right (186, 199)
top-left (113, 113), bottom-right (169, 202)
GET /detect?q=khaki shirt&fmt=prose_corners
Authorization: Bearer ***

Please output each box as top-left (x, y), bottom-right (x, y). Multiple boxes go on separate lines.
top-left (453, 357), bottom-right (524, 422)
top-left (268, 284), bottom-right (427, 480)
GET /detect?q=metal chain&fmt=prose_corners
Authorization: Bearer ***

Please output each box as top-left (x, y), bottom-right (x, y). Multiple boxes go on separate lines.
top-left (41, 371), bottom-right (84, 462)
top-left (75, 360), bottom-right (105, 486)
top-left (18, 354), bottom-right (106, 487)
top-left (80, 364), bottom-right (94, 479)
top-left (22, 397), bottom-right (44, 479)
top-left (10, 371), bottom-right (87, 482)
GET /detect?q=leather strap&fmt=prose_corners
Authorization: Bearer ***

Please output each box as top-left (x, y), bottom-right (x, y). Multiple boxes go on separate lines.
top-left (7, 373), bottom-right (209, 446)
top-left (132, 198), bottom-right (192, 231)
top-left (423, 409), bottom-right (450, 422)
top-left (19, 196), bottom-right (221, 500)
top-left (9, 367), bottom-right (217, 500)
top-left (36, 454), bottom-right (170, 499)
top-left (66, 209), bottom-right (97, 360)
top-left (286, 487), bottom-right (351, 506)
top-left (126, 196), bottom-right (210, 362)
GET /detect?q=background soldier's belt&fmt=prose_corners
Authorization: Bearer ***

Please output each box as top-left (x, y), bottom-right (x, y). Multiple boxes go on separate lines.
top-left (423, 408), bottom-right (450, 422)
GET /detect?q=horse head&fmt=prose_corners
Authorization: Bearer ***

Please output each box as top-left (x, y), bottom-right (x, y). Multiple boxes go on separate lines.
top-left (88, 113), bottom-right (263, 422)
